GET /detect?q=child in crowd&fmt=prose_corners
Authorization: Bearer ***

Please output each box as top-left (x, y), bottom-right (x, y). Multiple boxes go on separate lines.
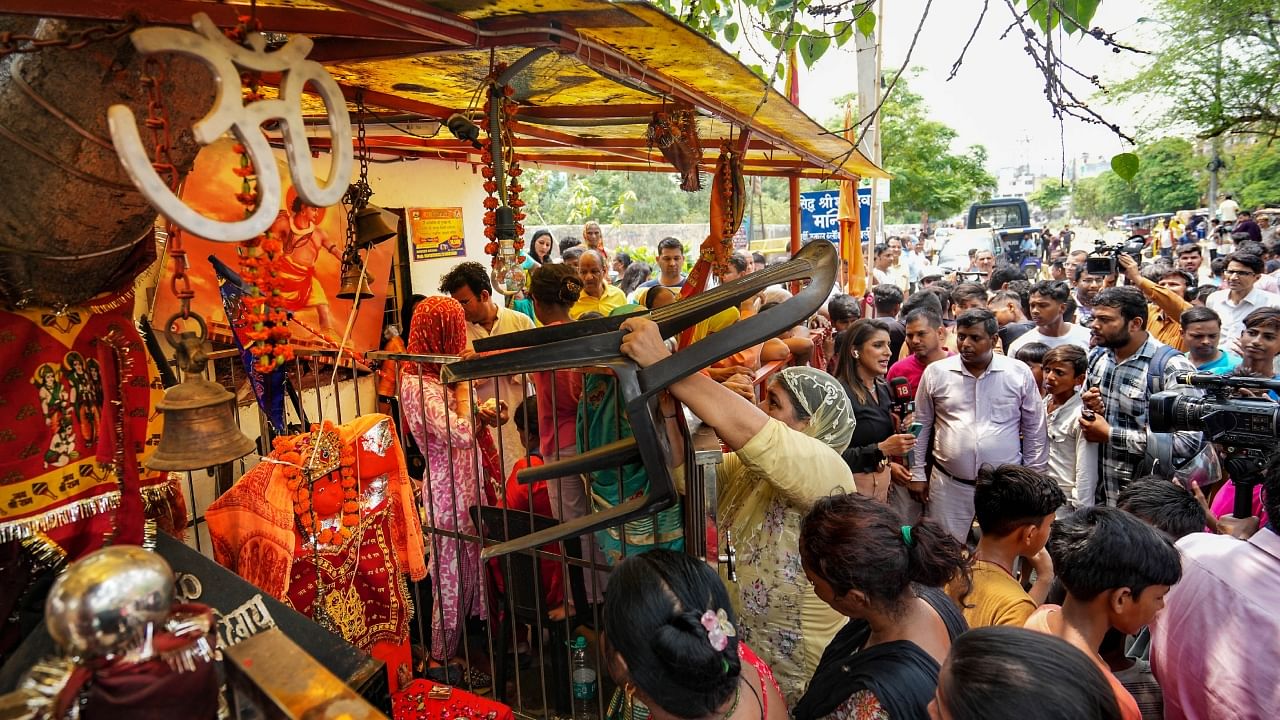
top-left (954, 464), bottom-right (1064, 628)
top-left (1025, 507), bottom-right (1182, 720)
top-left (1041, 345), bottom-right (1099, 512)
top-left (1117, 476), bottom-right (1207, 541)
top-left (495, 397), bottom-right (566, 618)
top-left (1014, 341), bottom-right (1049, 392)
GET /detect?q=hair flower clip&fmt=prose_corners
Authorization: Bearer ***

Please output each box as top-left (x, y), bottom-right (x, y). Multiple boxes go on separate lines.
top-left (700, 608), bottom-right (735, 652)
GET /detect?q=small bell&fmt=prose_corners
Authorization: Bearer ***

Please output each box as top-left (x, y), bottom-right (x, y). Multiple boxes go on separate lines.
top-left (353, 205), bottom-right (396, 249)
top-left (336, 262), bottom-right (374, 300)
top-left (147, 328), bottom-right (256, 472)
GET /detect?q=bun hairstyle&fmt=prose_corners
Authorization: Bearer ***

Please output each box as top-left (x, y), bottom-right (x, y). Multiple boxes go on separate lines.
top-left (800, 493), bottom-right (971, 608)
top-left (529, 263), bottom-right (583, 307)
top-left (603, 550), bottom-right (741, 719)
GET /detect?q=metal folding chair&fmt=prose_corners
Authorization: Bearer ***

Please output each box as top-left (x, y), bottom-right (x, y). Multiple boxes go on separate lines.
top-left (443, 240), bottom-right (837, 558)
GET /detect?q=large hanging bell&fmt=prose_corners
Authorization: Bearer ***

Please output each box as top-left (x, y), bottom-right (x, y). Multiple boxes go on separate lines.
top-left (147, 321), bottom-right (257, 471)
top-left (336, 261), bottom-right (374, 300)
top-left (353, 205), bottom-right (396, 249)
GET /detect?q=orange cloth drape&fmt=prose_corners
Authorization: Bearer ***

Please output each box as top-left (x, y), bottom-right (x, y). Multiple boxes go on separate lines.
top-left (838, 102), bottom-right (866, 296)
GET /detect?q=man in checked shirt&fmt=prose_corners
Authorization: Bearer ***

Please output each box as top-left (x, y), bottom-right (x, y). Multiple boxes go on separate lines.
top-left (1080, 287), bottom-right (1200, 506)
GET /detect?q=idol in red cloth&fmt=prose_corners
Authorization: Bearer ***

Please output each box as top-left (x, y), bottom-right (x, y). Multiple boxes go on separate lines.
top-left (206, 414), bottom-right (426, 683)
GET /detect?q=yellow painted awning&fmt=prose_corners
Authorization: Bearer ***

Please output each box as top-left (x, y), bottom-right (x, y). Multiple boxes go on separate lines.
top-left (22, 0), bottom-right (886, 181)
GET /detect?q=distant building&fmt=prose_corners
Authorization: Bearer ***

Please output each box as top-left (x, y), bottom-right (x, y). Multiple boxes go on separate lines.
top-left (1072, 153), bottom-right (1111, 181)
top-left (996, 166), bottom-right (1037, 199)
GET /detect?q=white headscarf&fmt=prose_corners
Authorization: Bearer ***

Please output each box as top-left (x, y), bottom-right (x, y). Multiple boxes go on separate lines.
top-left (774, 366), bottom-right (856, 451)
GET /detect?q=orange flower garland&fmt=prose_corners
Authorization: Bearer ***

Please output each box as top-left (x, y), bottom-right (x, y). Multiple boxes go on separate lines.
top-left (275, 421), bottom-right (359, 546)
top-left (480, 72), bottom-right (526, 269)
top-left (230, 76), bottom-right (293, 374)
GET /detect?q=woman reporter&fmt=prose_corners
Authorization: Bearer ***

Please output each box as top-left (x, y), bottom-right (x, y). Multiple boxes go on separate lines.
top-left (833, 319), bottom-right (918, 502)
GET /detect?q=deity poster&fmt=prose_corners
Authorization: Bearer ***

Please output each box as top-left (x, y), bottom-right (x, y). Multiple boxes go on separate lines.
top-left (151, 138), bottom-right (394, 351)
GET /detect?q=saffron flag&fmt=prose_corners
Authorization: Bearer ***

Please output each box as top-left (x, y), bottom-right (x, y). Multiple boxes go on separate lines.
top-left (838, 102), bottom-right (866, 296)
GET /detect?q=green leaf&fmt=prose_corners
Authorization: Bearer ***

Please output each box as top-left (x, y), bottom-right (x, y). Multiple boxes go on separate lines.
top-left (799, 34), bottom-right (830, 68)
top-left (834, 21), bottom-right (854, 47)
top-left (771, 0), bottom-right (794, 13)
top-left (784, 31), bottom-right (801, 51)
top-left (856, 10), bottom-right (876, 38)
top-left (1111, 152), bottom-right (1140, 182)
top-left (747, 63), bottom-right (767, 80)
top-left (1060, 0), bottom-right (1100, 34)
top-left (723, 22), bottom-right (739, 44)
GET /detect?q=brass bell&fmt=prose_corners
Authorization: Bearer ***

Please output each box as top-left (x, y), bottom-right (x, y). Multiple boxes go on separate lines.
top-left (147, 324), bottom-right (257, 471)
top-left (353, 205), bottom-right (396, 249)
top-left (336, 261), bottom-right (374, 300)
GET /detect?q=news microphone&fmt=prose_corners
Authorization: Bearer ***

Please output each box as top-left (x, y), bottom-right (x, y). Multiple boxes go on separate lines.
top-left (889, 376), bottom-right (913, 425)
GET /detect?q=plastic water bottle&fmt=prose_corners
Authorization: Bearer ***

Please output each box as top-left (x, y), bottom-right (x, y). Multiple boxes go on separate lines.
top-left (570, 635), bottom-right (598, 718)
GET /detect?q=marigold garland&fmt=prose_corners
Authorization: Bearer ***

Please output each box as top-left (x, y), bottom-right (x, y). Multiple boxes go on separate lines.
top-left (274, 421), bottom-right (359, 546)
top-left (480, 71), bottom-right (526, 269)
top-left (228, 47), bottom-right (293, 374)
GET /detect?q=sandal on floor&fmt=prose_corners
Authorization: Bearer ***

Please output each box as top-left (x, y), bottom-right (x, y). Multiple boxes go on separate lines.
top-left (461, 666), bottom-right (493, 695)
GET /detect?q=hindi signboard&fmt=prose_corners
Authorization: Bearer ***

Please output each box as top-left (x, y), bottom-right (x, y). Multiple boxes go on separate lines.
top-left (800, 189), bottom-right (841, 243)
top-left (408, 207), bottom-right (466, 261)
top-left (857, 186), bottom-right (872, 244)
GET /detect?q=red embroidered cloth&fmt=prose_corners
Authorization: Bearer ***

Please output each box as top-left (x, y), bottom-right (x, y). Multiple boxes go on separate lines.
top-left (392, 679), bottom-right (514, 720)
top-left (0, 303), bottom-right (177, 556)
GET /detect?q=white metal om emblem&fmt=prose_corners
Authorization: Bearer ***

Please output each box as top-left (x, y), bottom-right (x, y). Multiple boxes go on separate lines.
top-left (107, 13), bottom-right (352, 242)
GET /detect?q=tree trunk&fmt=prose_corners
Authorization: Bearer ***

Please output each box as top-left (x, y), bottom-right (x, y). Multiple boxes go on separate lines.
top-left (0, 16), bottom-right (213, 307)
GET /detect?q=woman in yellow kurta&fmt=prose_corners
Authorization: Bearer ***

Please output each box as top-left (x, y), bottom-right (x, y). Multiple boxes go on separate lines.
top-left (619, 316), bottom-right (856, 705)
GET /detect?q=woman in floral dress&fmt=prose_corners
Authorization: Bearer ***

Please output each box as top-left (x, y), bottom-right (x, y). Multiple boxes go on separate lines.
top-left (619, 315), bottom-right (856, 706)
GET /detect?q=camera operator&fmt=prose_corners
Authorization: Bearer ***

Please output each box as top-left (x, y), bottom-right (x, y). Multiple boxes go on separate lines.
top-left (1149, 453), bottom-right (1280, 720)
top-left (1081, 287), bottom-right (1199, 505)
top-left (1117, 254), bottom-right (1192, 351)
top-left (1205, 252), bottom-right (1280, 349)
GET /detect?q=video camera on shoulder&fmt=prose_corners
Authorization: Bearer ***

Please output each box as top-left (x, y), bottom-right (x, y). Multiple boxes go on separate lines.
top-left (1084, 235), bottom-right (1146, 276)
top-left (1149, 373), bottom-right (1280, 449)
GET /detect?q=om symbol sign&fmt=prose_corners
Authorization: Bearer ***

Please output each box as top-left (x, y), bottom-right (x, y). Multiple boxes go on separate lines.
top-left (108, 13), bottom-right (352, 243)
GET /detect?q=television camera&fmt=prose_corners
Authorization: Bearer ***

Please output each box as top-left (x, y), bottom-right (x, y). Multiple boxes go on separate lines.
top-left (1084, 235), bottom-right (1146, 276)
top-left (1150, 372), bottom-right (1280, 518)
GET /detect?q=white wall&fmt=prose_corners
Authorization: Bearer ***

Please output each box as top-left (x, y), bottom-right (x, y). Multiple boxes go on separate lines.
top-left (362, 158), bottom-right (490, 297)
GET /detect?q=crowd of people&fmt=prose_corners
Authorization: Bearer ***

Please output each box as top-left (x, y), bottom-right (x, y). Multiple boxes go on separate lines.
top-left (383, 219), bottom-right (1279, 719)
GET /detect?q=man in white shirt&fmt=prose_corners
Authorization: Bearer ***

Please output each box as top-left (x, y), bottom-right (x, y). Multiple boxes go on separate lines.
top-left (871, 243), bottom-right (896, 286)
top-left (1205, 252), bottom-right (1280, 349)
top-left (1217, 193), bottom-right (1239, 223)
top-left (911, 308), bottom-right (1048, 541)
top-left (439, 261), bottom-right (535, 473)
top-left (1007, 280), bottom-right (1092, 355)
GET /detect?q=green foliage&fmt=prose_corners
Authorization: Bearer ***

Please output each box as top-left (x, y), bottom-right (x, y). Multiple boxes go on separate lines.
top-left (1028, 180), bottom-right (1072, 216)
top-left (1223, 141), bottom-right (1280, 209)
top-left (826, 82), bottom-right (996, 224)
top-left (1111, 0), bottom-right (1280, 140)
top-left (518, 169), bottom-right (795, 228)
top-left (1132, 137), bottom-right (1200, 213)
top-left (1070, 138), bottom-right (1203, 221)
top-left (1072, 171), bottom-right (1142, 221)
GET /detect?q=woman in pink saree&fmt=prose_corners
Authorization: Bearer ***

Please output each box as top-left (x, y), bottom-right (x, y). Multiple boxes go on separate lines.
top-left (400, 296), bottom-right (500, 679)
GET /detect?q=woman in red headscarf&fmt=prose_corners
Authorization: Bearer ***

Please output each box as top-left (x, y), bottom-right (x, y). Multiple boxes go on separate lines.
top-left (400, 296), bottom-right (496, 680)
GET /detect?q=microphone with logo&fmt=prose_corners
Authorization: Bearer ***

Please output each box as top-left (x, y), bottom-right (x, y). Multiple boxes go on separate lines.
top-left (889, 376), bottom-right (922, 468)
top-left (889, 376), bottom-right (914, 427)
